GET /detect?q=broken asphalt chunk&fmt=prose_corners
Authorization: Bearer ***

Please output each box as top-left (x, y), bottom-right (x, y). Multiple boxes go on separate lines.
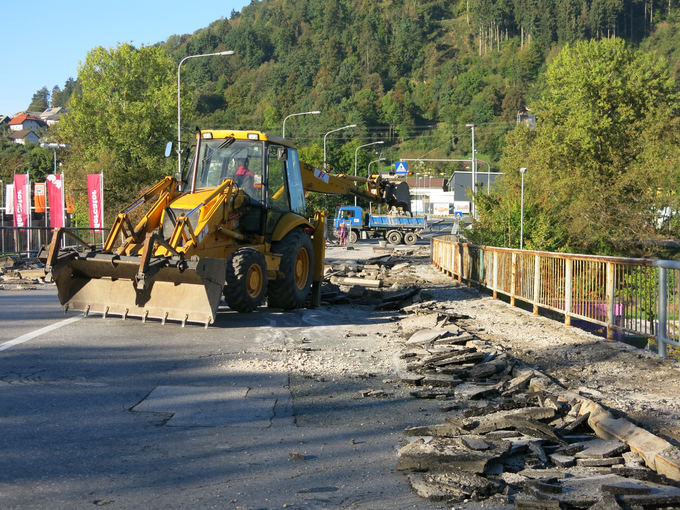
top-left (408, 472), bottom-right (505, 503)
top-left (574, 439), bottom-right (629, 459)
top-left (397, 437), bottom-right (512, 474)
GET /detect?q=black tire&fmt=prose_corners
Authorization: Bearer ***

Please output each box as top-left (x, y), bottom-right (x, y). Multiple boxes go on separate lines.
top-left (387, 230), bottom-right (402, 245)
top-left (349, 230), bottom-right (358, 244)
top-left (224, 248), bottom-right (268, 313)
top-left (267, 228), bottom-right (314, 310)
top-left (403, 231), bottom-right (418, 245)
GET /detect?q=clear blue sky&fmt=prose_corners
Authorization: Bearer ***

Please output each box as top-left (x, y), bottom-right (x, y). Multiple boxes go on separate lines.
top-left (1, 0), bottom-right (250, 116)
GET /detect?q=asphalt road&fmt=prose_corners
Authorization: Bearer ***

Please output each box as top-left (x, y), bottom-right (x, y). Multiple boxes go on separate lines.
top-left (0, 272), bottom-right (452, 510)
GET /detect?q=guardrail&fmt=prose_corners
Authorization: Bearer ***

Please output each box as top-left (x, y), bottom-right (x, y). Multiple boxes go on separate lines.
top-left (0, 227), bottom-right (109, 256)
top-left (431, 235), bottom-right (670, 354)
top-left (654, 260), bottom-right (680, 358)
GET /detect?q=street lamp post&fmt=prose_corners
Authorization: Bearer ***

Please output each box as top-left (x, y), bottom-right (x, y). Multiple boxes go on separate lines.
top-left (354, 141), bottom-right (383, 206)
top-left (177, 50), bottom-right (234, 177)
top-left (415, 173), bottom-right (420, 214)
top-left (323, 124), bottom-right (356, 170)
top-left (40, 143), bottom-right (70, 174)
top-left (367, 157), bottom-right (385, 176)
top-left (466, 124), bottom-right (476, 217)
top-left (520, 167), bottom-right (527, 250)
top-left (282, 111), bottom-right (321, 139)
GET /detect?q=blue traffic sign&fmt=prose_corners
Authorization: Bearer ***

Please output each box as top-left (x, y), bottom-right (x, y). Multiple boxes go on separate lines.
top-left (395, 161), bottom-right (408, 174)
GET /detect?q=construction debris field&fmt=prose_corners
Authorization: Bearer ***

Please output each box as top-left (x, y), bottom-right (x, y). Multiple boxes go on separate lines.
top-left (1, 241), bottom-right (680, 510)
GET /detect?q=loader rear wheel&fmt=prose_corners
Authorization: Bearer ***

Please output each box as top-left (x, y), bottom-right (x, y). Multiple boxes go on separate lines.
top-left (267, 228), bottom-right (314, 310)
top-left (403, 232), bottom-right (418, 245)
top-left (387, 230), bottom-right (402, 245)
top-left (224, 248), bottom-right (268, 313)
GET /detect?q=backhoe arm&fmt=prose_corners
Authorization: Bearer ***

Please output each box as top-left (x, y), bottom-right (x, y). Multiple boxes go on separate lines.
top-left (299, 161), bottom-right (411, 211)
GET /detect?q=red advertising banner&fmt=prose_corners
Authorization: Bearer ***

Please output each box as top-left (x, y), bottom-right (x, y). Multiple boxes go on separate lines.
top-left (34, 183), bottom-right (46, 213)
top-left (12, 174), bottom-right (29, 228)
top-left (47, 174), bottom-right (64, 228)
top-left (87, 174), bottom-right (104, 230)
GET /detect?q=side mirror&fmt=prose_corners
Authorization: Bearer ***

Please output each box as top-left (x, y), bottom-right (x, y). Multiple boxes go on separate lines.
top-left (277, 147), bottom-right (288, 162)
top-left (165, 141), bottom-right (173, 158)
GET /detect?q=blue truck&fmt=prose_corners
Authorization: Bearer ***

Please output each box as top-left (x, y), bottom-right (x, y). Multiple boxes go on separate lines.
top-left (333, 205), bottom-right (427, 245)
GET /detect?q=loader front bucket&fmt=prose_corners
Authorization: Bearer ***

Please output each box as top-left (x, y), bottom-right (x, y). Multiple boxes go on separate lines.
top-left (42, 250), bottom-right (226, 327)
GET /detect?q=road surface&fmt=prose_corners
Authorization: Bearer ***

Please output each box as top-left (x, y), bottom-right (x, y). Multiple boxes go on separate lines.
top-left (0, 249), bottom-right (460, 510)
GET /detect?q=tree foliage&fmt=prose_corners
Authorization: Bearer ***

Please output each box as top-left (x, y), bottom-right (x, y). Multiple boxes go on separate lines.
top-left (471, 39), bottom-right (680, 256)
top-left (28, 86), bottom-right (50, 111)
top-left (55, 43), bottom-right (182, 213)
top-left (8, 0), bottom-right (680, 255)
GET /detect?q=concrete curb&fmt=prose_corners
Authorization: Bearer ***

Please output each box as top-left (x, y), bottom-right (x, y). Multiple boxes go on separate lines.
top-left (527, 370), bottom-right (680, 481)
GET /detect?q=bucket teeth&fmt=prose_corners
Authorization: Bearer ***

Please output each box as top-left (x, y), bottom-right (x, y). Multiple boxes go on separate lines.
top-left (181, 314), bottom-right (188, 328)
top-left (161, 312), bottom-right (169, 325)
top-left (84, 305), bottom-right (90, 318)
top-left (122, 308), bottom-right (129, 320)
top-left (142, 310), bottom-right (149, 323)
top-left (102, 307), bottom-right (109, 319)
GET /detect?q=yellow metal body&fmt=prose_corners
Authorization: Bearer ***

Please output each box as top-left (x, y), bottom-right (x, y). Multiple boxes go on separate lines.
top-left (41, 128), bottom-right (408, 326)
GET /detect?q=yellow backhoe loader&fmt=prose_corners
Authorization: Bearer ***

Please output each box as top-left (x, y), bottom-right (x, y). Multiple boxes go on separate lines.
top-left (39, 129), bottom-right (411, 327)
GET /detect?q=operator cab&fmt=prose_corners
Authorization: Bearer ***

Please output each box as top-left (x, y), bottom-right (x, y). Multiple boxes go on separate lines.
top-left (177, 130), bottom-right (307, 240)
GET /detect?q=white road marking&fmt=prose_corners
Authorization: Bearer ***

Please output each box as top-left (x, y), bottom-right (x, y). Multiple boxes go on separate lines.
top-left (0, 316), bottom-right (83, 352)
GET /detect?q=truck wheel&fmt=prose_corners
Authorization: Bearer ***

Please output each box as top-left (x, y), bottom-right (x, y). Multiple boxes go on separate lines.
top-left (224, 248), bottom-right (268, 313)
top-left (267, 228), bottom-right (314, 310)
top-left (387, 230), bottom-right (402, 245)
top-left (403, 232), bottom-right (418, 245)
top-left (349, 230), bottom-right (358, 244)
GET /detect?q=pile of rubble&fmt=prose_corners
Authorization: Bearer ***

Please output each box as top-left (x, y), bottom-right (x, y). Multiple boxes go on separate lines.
top-left (322, 248), bottom-right (433, 308)
top-left (395, 323), bottom-right (680, 508)
top-left (0, 256), bottom-right (46, 290)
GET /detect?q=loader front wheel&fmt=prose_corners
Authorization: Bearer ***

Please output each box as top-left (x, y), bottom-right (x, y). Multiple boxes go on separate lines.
top-left (224, 248), bottom-right (268, 313)
top-left (267, 228), bottom-right (314, 310)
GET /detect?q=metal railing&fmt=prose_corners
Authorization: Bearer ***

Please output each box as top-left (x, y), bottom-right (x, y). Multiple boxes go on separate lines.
top-left (0, 227), bottom-right (109, 256)
top-left (431, 235), bottom-right (666, 352)
top-left (654, 260), bottom-right (680, 358)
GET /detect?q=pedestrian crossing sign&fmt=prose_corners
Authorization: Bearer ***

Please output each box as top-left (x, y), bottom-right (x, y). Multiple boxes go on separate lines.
top-left (395, 161), bottom-right (408, 175)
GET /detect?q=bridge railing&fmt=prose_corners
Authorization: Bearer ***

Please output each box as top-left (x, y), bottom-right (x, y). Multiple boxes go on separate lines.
top-left (431, 235), bottom-right (674, 355)
top-left (0, 227), bottom-right (109, 256)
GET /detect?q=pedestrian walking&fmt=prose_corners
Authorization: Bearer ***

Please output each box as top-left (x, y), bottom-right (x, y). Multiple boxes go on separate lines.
top-left (338, 222), bottom-right (347, 246)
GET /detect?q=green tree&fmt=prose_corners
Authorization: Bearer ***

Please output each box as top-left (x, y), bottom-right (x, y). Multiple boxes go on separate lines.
top-left (55, 43), bottom-right (183, 213)
top-left (477, 38), bottom-right (680, 256)
top-left (28, 86), bottom-right (50, 111)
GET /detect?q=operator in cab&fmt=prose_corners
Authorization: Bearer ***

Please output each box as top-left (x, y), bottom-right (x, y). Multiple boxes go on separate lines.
top-left (234, 158), bottom-right (256, 196)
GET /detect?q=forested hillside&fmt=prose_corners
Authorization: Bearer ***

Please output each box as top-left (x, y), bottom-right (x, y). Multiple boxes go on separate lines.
top-left (161, 0), bottom-right (672, 173)
top-left (5, 0), bottom-right (680, 256)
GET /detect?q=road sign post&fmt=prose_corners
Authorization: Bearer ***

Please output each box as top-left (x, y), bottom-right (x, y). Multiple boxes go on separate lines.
top-left (395, 161), bottom-right (408, 175)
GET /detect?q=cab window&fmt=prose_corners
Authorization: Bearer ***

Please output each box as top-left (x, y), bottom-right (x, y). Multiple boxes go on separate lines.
top-left (267, 146), bottom-right (290, 212)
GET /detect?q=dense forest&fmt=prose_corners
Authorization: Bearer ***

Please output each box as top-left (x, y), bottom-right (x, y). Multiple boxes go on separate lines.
top-left (4, 0), bottom-right (680, 256)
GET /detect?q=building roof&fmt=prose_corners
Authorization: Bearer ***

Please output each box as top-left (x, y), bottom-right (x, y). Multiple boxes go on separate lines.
top-left (8, 114), bottom-right (47, 127)
top-left (8, 130), bottom-right (38, 139)
top-left (39, 107), bottom-right (67, 119)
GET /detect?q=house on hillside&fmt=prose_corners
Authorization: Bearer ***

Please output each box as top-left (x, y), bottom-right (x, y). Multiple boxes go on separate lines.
top-left (39, 107), bottom-right (68, 126)
top-left (0, 115), bottom-right (10, 125)
top-left (8, 114), bottom-right (47, 132)
top-left (8, 130), bottom-right (40, 145)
